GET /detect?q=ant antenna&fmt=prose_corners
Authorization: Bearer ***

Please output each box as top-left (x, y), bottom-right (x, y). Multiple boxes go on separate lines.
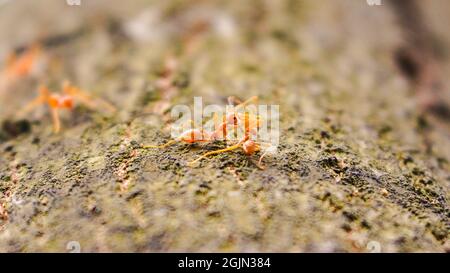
top-left (143, 139), bottom-right (178, 149)
top-left (187, 141), bottom-right (242, 166)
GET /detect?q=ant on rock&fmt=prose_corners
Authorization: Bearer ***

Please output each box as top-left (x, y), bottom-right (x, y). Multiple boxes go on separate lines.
top-left (143, 96), bottom-right (276, 168)
top-left (18, 81), bottom-right (115, 133)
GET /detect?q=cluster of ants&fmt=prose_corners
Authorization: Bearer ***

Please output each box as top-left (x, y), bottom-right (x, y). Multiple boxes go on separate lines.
top-left (0, 44), bottom-right (115, 133)
top-left (1, 45), bottom-right (274, 168)
top-left (143, 96), bottom-right (276, 168)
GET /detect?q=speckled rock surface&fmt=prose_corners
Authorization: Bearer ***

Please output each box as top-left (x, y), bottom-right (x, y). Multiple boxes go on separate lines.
top-left (0, 0), bottom-right (448, 252)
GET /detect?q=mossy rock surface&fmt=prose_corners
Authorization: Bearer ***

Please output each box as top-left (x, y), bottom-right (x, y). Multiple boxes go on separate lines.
top-left (0, 0), bottom-right (448, 252)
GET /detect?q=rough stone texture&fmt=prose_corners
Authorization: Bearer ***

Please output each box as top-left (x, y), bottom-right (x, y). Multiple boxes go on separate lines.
top-left (0, 0), bottom-right (448, 252)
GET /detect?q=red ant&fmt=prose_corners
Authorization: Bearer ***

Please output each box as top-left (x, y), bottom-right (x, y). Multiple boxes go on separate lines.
top-left (19, 81), bottom-right (115, 133)
top-left (3, 44), bottom-right (41, 79)
top-left (143, 96), bottom-right (258, 147)
top-left (187, 110), bottom-right (269, 167)
top-left (0, 44), bottom-right (43, 90)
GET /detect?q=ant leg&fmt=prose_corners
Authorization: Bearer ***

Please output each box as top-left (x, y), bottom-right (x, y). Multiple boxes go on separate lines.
top-left (188, 142), bottom-right (241, 166)
top-left (18, 85), bottom-right (51, 117)
top-left (227, 96), bottom-right (242, 105)
top-left (227, 96), bottom-right (258, 110)
top-left (67, 83), bottom-right (116, 113)
top-left (142, 139), bottom-right (178, 149)
top-left (50, 107), bottom-right (61, 133)
top-left (257, 145), bottom-right (275, 169)
top-left (235, 96), bottom-right (258, 111)
top-left (63, 82), bottom-right (102, 111)
top-left (76, 86), bottom-right (117, 113)
top-left (17, 94), bottom-right (46, 117)
top-left (96, 99), bottom-right (116, 113)
top-left (257, 152), bottom-right (268, 170)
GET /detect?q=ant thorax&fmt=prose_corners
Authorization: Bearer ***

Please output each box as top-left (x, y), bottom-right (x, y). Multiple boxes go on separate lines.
top-left (48, 94), bottom-right (74, 109)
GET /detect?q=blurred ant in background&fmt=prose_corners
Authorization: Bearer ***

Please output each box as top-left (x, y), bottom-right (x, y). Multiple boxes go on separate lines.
top-left (0, 44), bottom-right (45, 92)
top-left (18, 81), bottom-right (115, 133)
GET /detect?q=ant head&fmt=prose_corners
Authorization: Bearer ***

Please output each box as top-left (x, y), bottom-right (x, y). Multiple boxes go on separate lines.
top-left (242, 139), bottom-right (259, 155)
top-left (48, 95), bottom-right (59, 108)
